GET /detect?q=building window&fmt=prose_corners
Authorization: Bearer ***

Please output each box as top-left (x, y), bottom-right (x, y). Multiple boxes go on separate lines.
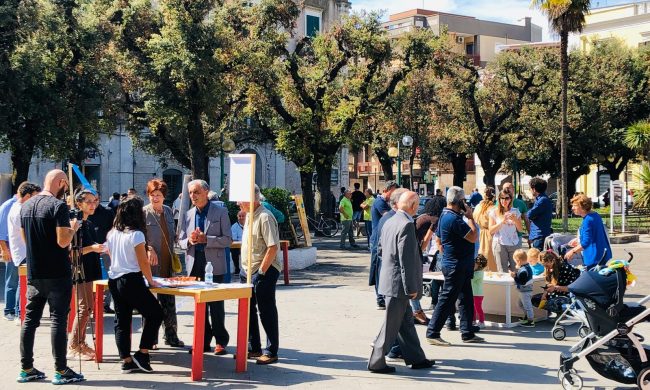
top-left (306, 14), bottom-right (321, 37)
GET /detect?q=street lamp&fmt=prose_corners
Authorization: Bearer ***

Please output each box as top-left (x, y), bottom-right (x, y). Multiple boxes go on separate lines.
top-left (219, 134), bottom-right (236, 193)
top-left (387, 135), bottom-right (413, 188)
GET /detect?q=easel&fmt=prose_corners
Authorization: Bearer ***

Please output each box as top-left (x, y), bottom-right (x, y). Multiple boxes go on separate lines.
top-left (292, 194), bottom-right (311, 247)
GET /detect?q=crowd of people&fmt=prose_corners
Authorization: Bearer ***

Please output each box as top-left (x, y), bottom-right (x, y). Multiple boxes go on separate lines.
top-left (0, 169), bottom-right (283, 384)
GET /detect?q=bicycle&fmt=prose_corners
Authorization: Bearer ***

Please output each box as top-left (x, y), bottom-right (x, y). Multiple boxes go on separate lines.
top-left (292, 213), bottom-right (340, 238)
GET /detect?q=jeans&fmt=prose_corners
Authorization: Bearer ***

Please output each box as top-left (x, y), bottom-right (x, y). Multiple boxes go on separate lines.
top-left (426, 261), bottom-right (475, 339)
top-left (4, 260), bottom-right (19, 316)
top-left (364, 221), bottom-right (372, 247)
top-left (531, 237), bottom-right (545, 251)
top-left (430, 279), bottom-right (456, 323)
top-left (492, 242), bottom-right (520, 273)
top-left (518, 290), bottom-right (534, 320)
top-left (340, 220), bottom-right (355, 247)
top-left (231, 248), bottom-right (241, 274)
top-left (409, 299), bottom-right (422, 312)
top-left (190, 251), bottom-right (229, 347)
top-left (109, 272), bottom-right (163, 359)
top-left (20, 277), bottom-right (72, 371)
top-left (242, 267), bottom-right (280, 356)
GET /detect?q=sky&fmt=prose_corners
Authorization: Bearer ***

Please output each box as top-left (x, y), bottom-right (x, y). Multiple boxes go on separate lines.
top-left (351, 0), bottom-right (636, 42)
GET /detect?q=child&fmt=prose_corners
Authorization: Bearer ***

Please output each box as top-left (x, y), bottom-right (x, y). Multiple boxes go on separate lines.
top-left (511, 249), bottom-right (535, 327)
top-left (472, 254), bottom-right (488, 328)
top-left (106, 197), bottom-right (164, 373)
top-left (528, 248), bottom-right (544, 276)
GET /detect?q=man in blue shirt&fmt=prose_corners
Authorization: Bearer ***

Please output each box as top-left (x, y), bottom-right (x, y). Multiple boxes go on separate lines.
top-left (526, 178), bottom-right (553, 251)
top-left (369, 181), bottom-right (398, 310)
top-left (0, 193), bottom-right (18, 320)
top-left (468, 188), bottom-right (483, 208)
top-left (425, 186), bottom-right (484, 345)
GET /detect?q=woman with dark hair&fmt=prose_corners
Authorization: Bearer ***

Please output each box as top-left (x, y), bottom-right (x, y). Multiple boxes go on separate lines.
top-left (143, 179), bottom-right (184, 348)
top-left (473, 187), bottom-right (496, 271)
top-left (68, 189), bottom-right (106, 361)
top-left (106, 197), bottom-right (163, 373)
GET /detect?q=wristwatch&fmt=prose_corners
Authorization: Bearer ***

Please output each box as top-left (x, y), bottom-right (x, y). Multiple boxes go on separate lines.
top-left (258, 268), bottom-right (265, 276)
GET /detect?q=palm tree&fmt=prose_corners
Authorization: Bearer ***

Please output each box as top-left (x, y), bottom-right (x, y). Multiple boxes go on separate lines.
top-left (625, 120), bottom-right (650, 159)
top-left (532, 0), bottom-right (590, 232)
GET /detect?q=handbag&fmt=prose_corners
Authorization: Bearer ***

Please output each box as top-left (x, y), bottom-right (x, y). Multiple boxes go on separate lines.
top-left (152, 209), bottom-right (182, 274)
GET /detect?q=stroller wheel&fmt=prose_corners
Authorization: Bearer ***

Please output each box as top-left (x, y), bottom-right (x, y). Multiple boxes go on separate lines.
top-left (637, 367), bottom-right (650, 389)
top-left (553, 327), bottom-right (567, 341)
top-left (560, 372), bottom-right (583, 390)
top-left (578, 326), bottom-right (591, 339)
top-left (557, 368), bottom-right (577, 381)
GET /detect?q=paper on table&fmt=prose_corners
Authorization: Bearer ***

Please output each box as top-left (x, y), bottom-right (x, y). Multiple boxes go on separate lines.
top-left (228, 154), bottom-right (255, 202)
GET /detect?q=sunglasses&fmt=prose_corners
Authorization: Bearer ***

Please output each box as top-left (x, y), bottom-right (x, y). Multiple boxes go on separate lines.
top-left (499, 197), bottom-right (511, 200)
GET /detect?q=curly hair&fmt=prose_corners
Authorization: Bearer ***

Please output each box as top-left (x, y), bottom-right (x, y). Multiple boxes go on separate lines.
top-left (475, 254), bottom-right (488, 271)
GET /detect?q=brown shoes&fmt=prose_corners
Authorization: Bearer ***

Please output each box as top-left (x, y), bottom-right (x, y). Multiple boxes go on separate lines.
top-left (413, 310), bottom-right (430, 326)
top-left (256, 354), bottom-right (278, 365)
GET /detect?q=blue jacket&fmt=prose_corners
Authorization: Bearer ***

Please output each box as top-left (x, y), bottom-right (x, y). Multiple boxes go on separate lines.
top-left (580, 212), bottom-right (611, 268)
top-left (527, 193), bottom-right (553, 240)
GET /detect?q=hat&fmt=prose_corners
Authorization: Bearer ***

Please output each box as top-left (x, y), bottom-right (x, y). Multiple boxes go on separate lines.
top-left (384, 180), bottom-right (398, 190)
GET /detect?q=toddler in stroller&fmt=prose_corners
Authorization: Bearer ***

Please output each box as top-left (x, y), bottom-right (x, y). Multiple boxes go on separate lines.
top-left (558, 253), bottom-right (650, 389)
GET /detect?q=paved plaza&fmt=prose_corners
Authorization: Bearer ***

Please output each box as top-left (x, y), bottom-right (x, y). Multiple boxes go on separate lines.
top-left (1, 236), bottom-right (649, 389)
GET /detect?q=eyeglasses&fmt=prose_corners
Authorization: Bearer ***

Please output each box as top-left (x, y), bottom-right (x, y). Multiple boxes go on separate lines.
top-left (499, 197), bottom-right (511, 200)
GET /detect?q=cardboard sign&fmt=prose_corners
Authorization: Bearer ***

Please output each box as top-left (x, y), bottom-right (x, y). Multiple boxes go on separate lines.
top-left (228, 154), bottom-right (256, 202)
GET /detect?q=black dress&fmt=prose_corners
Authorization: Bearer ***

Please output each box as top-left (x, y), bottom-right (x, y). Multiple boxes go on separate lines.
top-left (74, 219), bottom-right (103, 283)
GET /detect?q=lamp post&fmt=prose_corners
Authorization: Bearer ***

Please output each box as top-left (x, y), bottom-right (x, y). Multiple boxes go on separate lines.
top-left (388, 135), bottom-right (413, 188)
top-left (219, 134), bottom-right (236, 193)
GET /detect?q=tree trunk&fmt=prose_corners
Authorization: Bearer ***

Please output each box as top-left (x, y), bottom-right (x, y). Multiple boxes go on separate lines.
top-left (374, 148), bottom-right (394, 180)
top-left (316, 163), bottom-right (334, 218)
top-left (10, 124), bottom-right (36, 192)
top-left (601, 157), bottom-right (630, 182)
top-left (560, 30), bottom-right (569, 232)
top-left (450, 153), bottom-right (467, 188)
top-left (187, 81), bottom-right (210, 183)
top-left (299, 171), bottom-right (315, 219)
top-left (477, 152), bottom-right (504, 188)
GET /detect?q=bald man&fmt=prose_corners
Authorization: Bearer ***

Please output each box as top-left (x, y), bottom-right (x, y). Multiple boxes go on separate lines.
top-left (368, 191), bottom-right (434, 373)
top-left (18, 169), bottom-right (85, 384)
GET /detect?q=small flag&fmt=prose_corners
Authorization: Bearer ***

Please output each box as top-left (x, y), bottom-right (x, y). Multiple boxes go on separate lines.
top-left (70, 164), bottom-right (97, 195)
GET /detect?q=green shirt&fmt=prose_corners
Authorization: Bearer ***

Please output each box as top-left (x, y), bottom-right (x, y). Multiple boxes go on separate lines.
top-left (472, 270), bottom-right (484, 296)
top-left (339, 197), bottom-right (353, 221)
top-left (361, 197), bottom-right (375, 221)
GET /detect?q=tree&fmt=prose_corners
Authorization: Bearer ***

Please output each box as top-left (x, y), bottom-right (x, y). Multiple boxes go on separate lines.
top-left (249, 12), bottom-right (442, 217)
top-left (532, 0), bottom-right (591, 231)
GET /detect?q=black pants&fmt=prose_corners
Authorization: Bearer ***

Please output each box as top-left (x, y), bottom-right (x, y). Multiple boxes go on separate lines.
top-left (190, 251), bottom-right (230, 347)
top-left (426, 261), bottom-right (475, 339)
top-left (21, 277), bottom-right (72, 371)
top-left (241, 267), bottom-right (280, 356)
top-left (109, 272), bottom-right (163, 359)
top-left (231, 248), bottom-right (241, 274)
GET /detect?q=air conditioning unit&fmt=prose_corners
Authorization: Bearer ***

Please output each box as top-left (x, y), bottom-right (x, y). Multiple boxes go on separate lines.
top-left (456, 36), bottom-right (465, 44)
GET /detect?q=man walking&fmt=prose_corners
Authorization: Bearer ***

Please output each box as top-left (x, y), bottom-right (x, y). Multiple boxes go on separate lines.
top-left (368, 191), bottom-right (434, 373)
top-left (7, 182), bottom-right (41, 323)
top-left (0, 188), bottom-right (18, 321)
top-left (426, 186), bottom-right (484, 346)
top-left (527, 178), bottom-right (553, 251)
top-left (240, 185), bottom-right (281, 365)
top-left (18, 169), bottom-right (85, 384)
top-left (339, 190), bottom-right (357, 249)
top-left (179, 180), bottom-right (232, 355)
top-left (369, 181), bottom-right (398, 309)
top-left (351, 183), bottom-right (366, 234)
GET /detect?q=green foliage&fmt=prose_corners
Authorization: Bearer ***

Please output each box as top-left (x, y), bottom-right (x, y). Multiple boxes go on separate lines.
top-left (626, 121), bottom-right (650, 159)
top-left (633, 164), bottom-right (650, 209)
top-left (261, 187), bottom-right (292, 221)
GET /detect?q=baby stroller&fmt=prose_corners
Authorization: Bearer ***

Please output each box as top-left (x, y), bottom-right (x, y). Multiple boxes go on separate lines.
top-left (558, 252), bottom-right (650, 389)
top-left (551, 295), bottom-right (591, 341)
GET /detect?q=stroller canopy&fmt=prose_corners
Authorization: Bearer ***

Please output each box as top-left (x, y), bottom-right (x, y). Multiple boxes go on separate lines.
top-left (568, 268), bottom-right (626, 308)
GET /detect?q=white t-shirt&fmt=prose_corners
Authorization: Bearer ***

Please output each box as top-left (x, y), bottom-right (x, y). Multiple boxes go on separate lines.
top-left (489, 208), bottom-right (521, 246)
top-left (106, 229), bottom-right (146, 279)
top-left (7, 201), bottom-right (26, 266)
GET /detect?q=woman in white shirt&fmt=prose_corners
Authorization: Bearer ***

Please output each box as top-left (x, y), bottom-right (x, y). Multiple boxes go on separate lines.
top-left (105, 197), bottom-right (163, 374)
top-left (488, 191), bottom-right (523, 273)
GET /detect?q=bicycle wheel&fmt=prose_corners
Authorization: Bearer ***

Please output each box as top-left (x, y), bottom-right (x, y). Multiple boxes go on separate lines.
top-left (319, 218), bottom-right (339, 237)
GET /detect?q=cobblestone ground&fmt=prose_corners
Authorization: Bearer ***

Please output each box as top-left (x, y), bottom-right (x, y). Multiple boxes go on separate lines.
top-left (0, 235), bottom-right (649, 389)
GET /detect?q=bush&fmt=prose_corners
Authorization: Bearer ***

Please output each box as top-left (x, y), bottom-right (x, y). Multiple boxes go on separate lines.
top-left (261, 187), bottom-right (292, 221)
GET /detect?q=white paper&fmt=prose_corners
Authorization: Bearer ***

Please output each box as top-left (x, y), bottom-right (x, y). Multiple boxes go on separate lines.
top-left (228, 154), bottom-right (255, 202)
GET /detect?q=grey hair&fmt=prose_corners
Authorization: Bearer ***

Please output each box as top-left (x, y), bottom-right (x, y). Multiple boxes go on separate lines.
top-left (254, 184), bottom-right (261, 201)
top-left (446, 186), bottom-right (465, 205)
top-left (207, 190), bottom-right (219, 201)
top-left (188, 179), bottom-right (209, 191)
top-left (399, 191), bottom-right (419, 209)
top-left (389, 188), bottom-right (408, 207)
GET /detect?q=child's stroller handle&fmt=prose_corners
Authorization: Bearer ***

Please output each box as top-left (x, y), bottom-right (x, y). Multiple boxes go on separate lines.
top-left (595, 249), bottom-right (633, 268)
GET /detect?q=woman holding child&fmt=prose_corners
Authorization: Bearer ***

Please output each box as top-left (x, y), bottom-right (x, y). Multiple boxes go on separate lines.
top-left (488, 190), bottom-right (523, 273)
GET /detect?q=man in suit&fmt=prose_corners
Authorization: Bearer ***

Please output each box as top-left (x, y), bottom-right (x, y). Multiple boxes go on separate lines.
top-left (179, 180), bottom-right (232, 355)
top-left (368, 191), bottom-right (434, 374)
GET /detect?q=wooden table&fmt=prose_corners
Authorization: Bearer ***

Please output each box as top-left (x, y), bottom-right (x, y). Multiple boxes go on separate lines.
top-left (93, 280), bottom-right (252, 381)
top-left (230, 240), bottom-right (290, 285)
top-left (423, 271), bottom-right (547, 328)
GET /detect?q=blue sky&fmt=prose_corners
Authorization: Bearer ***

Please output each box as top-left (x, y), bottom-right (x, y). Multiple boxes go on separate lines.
top-left (351, 0), bottom-right (636, 41)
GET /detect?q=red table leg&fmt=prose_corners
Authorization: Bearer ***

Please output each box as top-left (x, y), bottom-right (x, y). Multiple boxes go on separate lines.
top-left (282, 242), bottom-right (289, 285)
top-left (191, 301), bottom-right (206, 381)
top-left (19, 274), bottom-right (26, 323)
top-left (236, 297), bottom-right (250, 373)
top-left (68, 287), bottom-right (76, 333)
top-left (94, 285), bottom-right (104, 363)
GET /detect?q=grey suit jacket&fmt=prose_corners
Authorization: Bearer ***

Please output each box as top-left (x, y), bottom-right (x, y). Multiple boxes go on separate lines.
top-left (178, 201), bottom-right (232, 276)
top-left (377, 210), bottom-right (423, 299)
